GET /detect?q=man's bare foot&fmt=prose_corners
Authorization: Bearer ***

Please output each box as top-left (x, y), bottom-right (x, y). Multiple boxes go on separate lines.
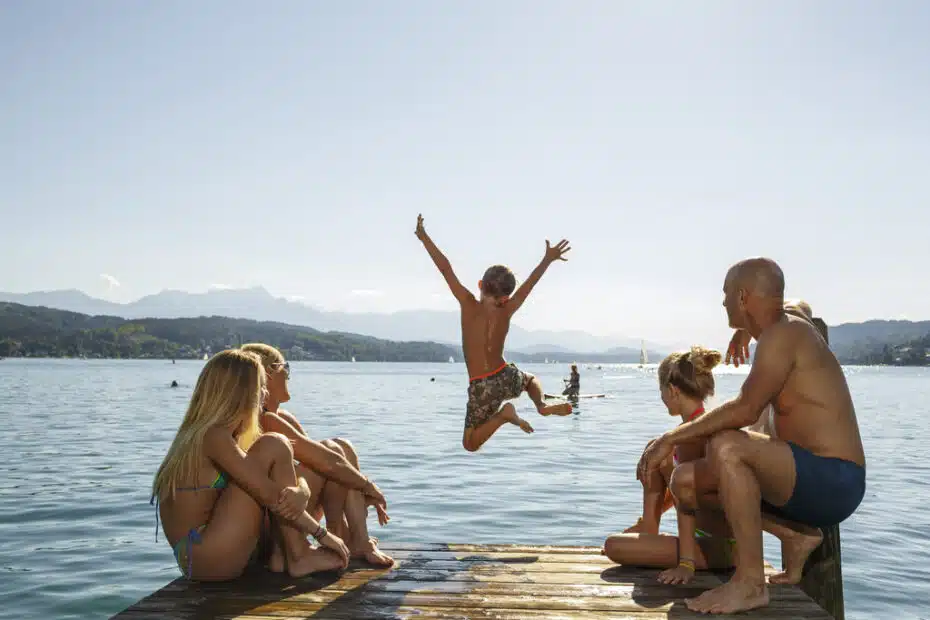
top-left (500, 403), bottom-right (534, 433)
top-left (351, 537), bottom-right (395, 567)
top-left (287, 547), bottom-right (346, 577)
top-left (268, 544), bottom-right (286, 573)
top-left (685, 577), bottom-right (769, 614)
top-left (769, 527), bottom-right (823, 585)
top-left (538, 402), bottom-right (573, 416)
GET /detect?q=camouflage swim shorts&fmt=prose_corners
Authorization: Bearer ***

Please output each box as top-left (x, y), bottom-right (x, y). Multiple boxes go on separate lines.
top-left (465, 363), bottom-right (530, 429)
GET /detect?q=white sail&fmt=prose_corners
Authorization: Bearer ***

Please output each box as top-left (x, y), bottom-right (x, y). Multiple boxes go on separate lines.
top-left (639, 340), bottom-right (647, 366)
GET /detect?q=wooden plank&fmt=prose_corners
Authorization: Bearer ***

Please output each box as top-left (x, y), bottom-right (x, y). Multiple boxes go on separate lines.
top-left (112, 543), bottom-right (831, 620)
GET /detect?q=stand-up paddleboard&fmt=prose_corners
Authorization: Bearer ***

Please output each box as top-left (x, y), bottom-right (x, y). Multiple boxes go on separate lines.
top-left (544, 393), bottom-right (607, 399)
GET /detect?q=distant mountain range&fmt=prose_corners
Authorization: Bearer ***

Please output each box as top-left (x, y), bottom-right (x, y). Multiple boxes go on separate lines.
top-left (2, 287), bottom-right (927, 364)
top-left (0, 287), bottom-right (666, 360)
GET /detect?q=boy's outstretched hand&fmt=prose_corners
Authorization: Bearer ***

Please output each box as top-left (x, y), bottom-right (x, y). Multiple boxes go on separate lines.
top-left (415, 214), bottom-right (427, 241)
top-left (544, 239), bottom-right (571, 263)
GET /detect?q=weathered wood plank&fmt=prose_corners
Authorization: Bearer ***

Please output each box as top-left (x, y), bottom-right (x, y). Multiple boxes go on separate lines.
top-left (111, 543), bottom-right (832, 620)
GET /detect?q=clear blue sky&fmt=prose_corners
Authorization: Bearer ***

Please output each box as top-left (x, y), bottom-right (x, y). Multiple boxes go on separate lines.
top-left (2, 1), bottom-right (928, 346)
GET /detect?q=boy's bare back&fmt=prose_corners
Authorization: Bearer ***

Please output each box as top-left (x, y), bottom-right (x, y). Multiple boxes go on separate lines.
top-left (414, 213), bottom-right (570, 377)
top-left (460, 300), bottom-right (511, 379)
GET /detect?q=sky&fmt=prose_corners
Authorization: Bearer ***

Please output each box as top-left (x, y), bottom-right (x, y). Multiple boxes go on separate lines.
top-left (2, 1), bottom-right (929, 347)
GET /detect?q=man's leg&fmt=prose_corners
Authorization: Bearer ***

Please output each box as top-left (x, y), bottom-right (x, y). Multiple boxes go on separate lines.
top-left (684, 430), bottom-right (797, 614)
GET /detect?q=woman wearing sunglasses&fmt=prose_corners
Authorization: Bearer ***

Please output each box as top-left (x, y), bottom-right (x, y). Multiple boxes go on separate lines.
top-left (241, 343), bottom-right (394, 567)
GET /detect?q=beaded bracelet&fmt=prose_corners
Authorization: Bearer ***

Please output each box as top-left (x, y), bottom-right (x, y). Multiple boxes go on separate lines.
top-left (313, 525), bottom-right (328, 541)
top-left (679, 558), bottom-right (696, 571)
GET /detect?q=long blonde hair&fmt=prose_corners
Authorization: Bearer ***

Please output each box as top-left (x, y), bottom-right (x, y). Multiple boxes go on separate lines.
top-left (240, 342), bottom-right (285, 371)
top-left (151, 349), bottom-right (265, 502)
top-left (658, 345), bottom-right (723, 401)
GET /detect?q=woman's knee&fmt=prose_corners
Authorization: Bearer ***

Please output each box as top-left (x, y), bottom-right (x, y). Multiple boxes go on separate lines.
top-left (331, 437), bottom-right (359, 465)
top-left (321, 438), bottom-right (346, 457)
top-left (669, 463), bottom-right (697, 511)
top-left (603, 534), bottom-right (635, 564)
top-left (251, 432), bottom-right (295, 459)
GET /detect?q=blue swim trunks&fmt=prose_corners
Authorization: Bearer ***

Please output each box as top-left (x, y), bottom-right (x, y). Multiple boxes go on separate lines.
top-left (762, 442), bottom-right (866, 528)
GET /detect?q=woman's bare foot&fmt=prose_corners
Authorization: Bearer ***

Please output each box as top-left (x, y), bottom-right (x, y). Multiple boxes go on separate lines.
top-left (685, 577), bottom-right (769, 614)
top-left (351, 537), bottom-right (395, 567)
top-left (268, 544), bottom-right (286, 573)
top-left (500, 403), bottom-right (534, 434)
top-left (769, 527), bottom-right (823, 585)
top-left (537, 402), bottom-right (573, 416)
top-left (287, 546), bottom-right (346, 577)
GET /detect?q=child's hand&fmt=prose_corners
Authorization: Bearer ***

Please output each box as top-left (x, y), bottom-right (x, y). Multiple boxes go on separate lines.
top-left (544, 239), bottom-right (571, 263)
top-left (275, 480), bottom-right (311, 521)
top-left (658, 563), bottom-right (695, 584)
top-left (415, 214), bottom-right (427, 240)
top-left (725, 329), bottom-right (751, 367)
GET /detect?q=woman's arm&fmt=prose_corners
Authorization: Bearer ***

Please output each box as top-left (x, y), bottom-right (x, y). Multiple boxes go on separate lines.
top-left (276, 409), bottom-right (309, 436)
top-left (260, 411), bottom-right (373, 492)
top-left (203, 427), bottom-right (286, 508)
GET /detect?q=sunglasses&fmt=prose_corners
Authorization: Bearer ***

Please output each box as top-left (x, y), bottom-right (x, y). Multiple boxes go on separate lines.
top-left (271, 361), bottom-right (290, 380)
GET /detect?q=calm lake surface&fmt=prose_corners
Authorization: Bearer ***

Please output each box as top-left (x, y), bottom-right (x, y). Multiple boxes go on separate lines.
top-left (0, 359), bottom-right (926, 619)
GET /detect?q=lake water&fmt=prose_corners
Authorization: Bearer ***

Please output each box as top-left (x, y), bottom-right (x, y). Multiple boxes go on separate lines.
top-left (0, 359), bottom-right (926, 619)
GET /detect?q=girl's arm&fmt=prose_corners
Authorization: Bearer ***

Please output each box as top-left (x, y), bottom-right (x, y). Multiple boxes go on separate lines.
top-left (203, 426), bottom-right (284, 508)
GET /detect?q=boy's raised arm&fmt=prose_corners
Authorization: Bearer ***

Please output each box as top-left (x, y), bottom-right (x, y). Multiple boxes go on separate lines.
top-left (506, 239), bottom-right (570, 314)
top-left (415, 214), bottom-right (475, 305)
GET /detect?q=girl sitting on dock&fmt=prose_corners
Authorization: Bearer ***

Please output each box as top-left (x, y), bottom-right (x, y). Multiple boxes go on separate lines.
top-left (241, 343), bottom-right (394, 567)
top-left (151, 349), bottom-right (350, 580)
top-left (602, 346), bottom-right (736, 583)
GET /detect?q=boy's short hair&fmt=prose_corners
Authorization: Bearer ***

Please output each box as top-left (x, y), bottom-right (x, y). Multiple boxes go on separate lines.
top-left (481, 265), bottom-right (516, 298)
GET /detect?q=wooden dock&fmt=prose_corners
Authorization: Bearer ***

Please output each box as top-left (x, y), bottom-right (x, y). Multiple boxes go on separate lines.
top-left (111, 543), bottom-right (832, 619)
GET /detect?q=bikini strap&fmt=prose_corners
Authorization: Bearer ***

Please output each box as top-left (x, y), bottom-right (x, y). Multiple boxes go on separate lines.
top-left (184, 527), bottom-right (203, 579)
top-left (150, 494), bottom-right (159, 543)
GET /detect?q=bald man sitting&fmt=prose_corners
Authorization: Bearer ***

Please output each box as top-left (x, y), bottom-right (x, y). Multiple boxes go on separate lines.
top-left (636, 258), bottom-right (866, 614)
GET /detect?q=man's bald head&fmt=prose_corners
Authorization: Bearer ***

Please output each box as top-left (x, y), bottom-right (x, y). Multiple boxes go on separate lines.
top-left (726, 257), bottom-right (785, 300)
top-left (722, 257), bottom-right (787, 331)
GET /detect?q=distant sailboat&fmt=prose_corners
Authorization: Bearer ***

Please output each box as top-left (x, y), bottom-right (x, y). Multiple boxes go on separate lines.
top-left (351, 356), bottom-right (356, 363)
top-left (448, 356), bottom-right (454, 363)
top-left (639, 340), bottom-right (648, 367)
top-left (203, 353), bottom-right (209, 361)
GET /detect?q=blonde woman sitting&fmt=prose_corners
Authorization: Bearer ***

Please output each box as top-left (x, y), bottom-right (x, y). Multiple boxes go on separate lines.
top-left (603, 347), bottom-right (736, 583)
top-left (151, 349), bottom-right (349, 581)
top-left (241, 343), bottom-right (394, 567)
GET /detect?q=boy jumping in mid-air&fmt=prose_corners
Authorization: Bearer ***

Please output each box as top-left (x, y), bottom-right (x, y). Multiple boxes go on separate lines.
top-left (415, 214), bottom-right (574, 452)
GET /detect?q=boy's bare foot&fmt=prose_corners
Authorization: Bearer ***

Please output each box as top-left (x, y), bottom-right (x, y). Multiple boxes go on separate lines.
top-left (351, 537), bottom-right (395, 567)
top-left (500, 403), bottom-right (534, 433)
top-left (685, 577), bottom-right (769, 614)
top-left (288, 547), bottom-right (346, 577)
top-left (769, 527), bottom-right (823, 585)
top-left (538, 402), bottom-right (573, 416)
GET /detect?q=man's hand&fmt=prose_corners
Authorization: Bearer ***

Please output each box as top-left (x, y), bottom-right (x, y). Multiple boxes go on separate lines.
top-left (544, 239), bottom-right (571, 263)
top-left (637, 436), bottom-right (673, 483)
top-left (725, 329), bottom-right (752, 367)
top-left (415, 214), bottom-right (427, 241)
